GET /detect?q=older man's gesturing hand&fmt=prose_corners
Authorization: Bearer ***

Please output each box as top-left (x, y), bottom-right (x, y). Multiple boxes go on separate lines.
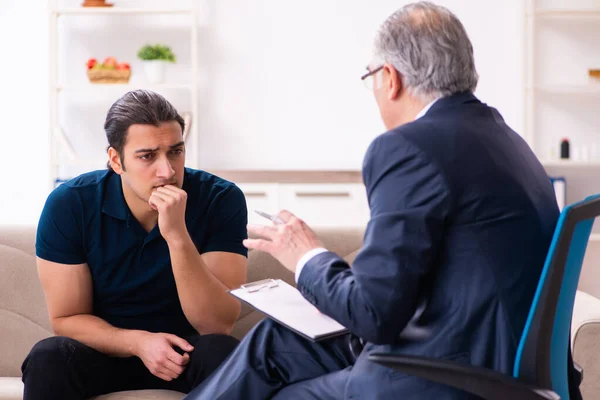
top-left (243, 210), bottom-right (324, 273)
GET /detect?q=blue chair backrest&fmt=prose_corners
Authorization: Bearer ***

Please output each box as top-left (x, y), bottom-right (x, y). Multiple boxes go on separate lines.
top-left (513, 193), bottom-right (600, 399)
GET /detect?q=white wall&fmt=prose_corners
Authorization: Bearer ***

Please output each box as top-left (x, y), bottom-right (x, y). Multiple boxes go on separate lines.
top-left (200, 0), bottom-right (524, 169)
top-left (0, 1), bottom-right (49, 225)
top-left (0, 0), bottom-right (525, 225)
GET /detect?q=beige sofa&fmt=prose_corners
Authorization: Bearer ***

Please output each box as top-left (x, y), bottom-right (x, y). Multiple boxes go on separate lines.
top-left (0, 226), bottom-right (363, 400)
top-left (2, 226), bottom-right (600, 399)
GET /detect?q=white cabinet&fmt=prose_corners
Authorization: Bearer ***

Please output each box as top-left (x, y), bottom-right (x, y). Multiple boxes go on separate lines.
top-left (278, 184), bottom-right (369, 228)
top-left (238, 183), bottom-right (369, 228)
top-left (237, 184), bottom-right (280, 225)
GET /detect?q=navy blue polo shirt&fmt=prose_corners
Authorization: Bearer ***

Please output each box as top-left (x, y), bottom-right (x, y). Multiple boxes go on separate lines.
top-left (36, 168), bottom-right (248, 337)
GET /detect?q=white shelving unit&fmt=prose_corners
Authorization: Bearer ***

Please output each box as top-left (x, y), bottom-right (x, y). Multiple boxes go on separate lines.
top-left (524, 1), bottom-right (600, 168)
top-left (529, 9), bottom-right (600, 18)
top-left (525, 0), bottom-right (600, 251)
top-left (48, 1), bottom-right (199, 189)
top-left (53, 83), bottom-right (193, 92)
top-left (528, 85), bottom-right (600, 96)
top-left (52, 8), bottom-right (194, 15)
top-left (540, 160), bottom-right (600, 167)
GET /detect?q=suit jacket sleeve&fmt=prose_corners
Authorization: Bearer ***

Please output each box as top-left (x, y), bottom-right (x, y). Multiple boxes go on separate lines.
top-left (297, 133), bottom-right (451, 344)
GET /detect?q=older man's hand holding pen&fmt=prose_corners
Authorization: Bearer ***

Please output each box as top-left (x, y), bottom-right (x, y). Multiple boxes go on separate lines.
top-left (243, 210), bottom-right (325, 274)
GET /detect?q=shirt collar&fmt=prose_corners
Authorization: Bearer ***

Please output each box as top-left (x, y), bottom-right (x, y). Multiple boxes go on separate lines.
top-left (102, 171), bottom-right (129, 221)
top-left (102, 168), bottom-right (192, 224)
top-left (415, 97), bottom-right (440, 120)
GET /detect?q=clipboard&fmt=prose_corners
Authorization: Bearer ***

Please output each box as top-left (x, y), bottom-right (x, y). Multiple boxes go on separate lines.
top-left (230, 279), bottom-right (348, 341)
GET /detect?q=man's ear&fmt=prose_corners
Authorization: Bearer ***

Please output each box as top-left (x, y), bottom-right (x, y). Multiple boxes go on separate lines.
top-left (108, 147), bottom-right (124, 174)
top-left (383, 64), bottom-right (403, 101)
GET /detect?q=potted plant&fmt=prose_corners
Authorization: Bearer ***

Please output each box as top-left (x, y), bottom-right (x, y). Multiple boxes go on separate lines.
top-left (137, 44), bottom-right (176, 84)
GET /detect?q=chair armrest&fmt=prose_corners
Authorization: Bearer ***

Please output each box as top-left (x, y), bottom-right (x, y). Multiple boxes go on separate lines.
top-left (368, 353), bottom-right (559, 400)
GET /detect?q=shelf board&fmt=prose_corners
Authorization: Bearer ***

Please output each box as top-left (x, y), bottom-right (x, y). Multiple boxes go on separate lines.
top-left (53, 160), bottom-right (107, 168)
top-left (528, 85), bottom-right (600, 95)
top-left (542, 160), bottom-right (600, 167)
top-left (54, 83), bottom-right (192, 91)
top-left (529, 9), bottom-right (600, 18)
top-left (52, 8), bottom-right (194, 16)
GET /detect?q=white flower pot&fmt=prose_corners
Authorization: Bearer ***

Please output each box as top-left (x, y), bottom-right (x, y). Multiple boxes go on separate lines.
top-left (142, 60), bottom-right (168, 84)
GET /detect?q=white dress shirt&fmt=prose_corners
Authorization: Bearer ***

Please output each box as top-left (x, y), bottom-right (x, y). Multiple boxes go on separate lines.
top-left (294, 97), bottom-right (440, 283)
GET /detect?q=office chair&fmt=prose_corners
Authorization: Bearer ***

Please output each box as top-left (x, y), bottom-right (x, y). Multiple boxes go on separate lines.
top-left (370, 194), bottom-right (600, 400)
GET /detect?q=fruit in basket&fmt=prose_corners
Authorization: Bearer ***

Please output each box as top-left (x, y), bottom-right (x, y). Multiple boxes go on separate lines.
top-left (116, 62), bottom-right (131, 71)
top-left (86, 58), bottom-right (97, 70)
top-left (103, 57), bottom-right (117, 69)
top-left (86, 56), bottom-right (131, 84)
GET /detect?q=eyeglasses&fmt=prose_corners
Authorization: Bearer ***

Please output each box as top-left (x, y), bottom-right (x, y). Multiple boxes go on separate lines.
top-left (361, 65), bottom-right (383, 89)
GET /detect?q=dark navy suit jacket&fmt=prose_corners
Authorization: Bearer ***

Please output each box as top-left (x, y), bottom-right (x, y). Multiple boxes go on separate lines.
top-left (297, 92), bottom-right (579, 399)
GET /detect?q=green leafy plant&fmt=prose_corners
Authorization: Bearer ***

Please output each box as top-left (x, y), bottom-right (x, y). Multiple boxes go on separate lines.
top-left (137, 44), bottom-right (176, 62)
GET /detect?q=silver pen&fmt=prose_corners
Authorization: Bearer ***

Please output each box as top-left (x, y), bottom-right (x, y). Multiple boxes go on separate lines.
top-left (254, 210), bottom-right (285, 225)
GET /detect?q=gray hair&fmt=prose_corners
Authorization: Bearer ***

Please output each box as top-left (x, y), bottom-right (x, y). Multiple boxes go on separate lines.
top-left (373, 1), bottom-right (478, 100)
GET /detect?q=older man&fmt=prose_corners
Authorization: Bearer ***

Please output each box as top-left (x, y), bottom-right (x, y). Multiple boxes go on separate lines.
top-left (185, 2), bottom-right (581, 399)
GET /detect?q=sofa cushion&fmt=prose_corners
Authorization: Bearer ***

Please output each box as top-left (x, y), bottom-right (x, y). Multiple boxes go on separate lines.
top-left (572, 290), bottom-right (600, 345)
top-left (0, 377), bottom-right (23, 400)
top-left (0, 378), bottom-right (186, 400)
top-left (573, 322), bottom-right (600, 400)
top-left (342, 249), bottom-right (360, 265)
top-left (0, 245), bottom-right (52, 377)
top-left (317, 228), bottom-right (364, 260)
top-left (0, 227), bottom-right (36, 257)
top-left (246, 248), bottom-right (295, 287)
top-left (572, 290), bottom-right (600, 400)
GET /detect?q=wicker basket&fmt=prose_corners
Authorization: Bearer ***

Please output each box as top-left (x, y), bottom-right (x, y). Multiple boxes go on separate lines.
top-left (590, 69), bottom-right (600, 80)
top-left (87, 69), bottom-right (131, 84)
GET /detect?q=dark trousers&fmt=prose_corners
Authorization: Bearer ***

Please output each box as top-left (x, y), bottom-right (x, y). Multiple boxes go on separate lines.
top-left (184, 319), bottom-right (356, 400)
top-left (21, 334), bottom-right (239, 400)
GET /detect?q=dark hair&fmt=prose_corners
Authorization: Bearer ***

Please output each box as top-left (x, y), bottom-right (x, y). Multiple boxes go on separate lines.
top-left (104, 89), bottom-right (185, 171)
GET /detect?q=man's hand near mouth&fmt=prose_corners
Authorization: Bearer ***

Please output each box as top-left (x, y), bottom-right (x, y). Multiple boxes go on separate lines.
top-left (149, 184), bottom-right (188, 244)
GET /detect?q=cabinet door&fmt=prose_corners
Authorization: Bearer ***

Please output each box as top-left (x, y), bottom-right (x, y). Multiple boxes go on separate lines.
top-left (279, 184), bottom-right (369, 227)
top-left (237, 184), bottom-right (280, 225)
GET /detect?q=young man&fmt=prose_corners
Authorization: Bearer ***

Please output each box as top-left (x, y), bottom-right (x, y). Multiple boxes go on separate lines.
top-left (185, 2), bottom-right (582, 399)
top-left (22, 90), bottom-right (248, 399)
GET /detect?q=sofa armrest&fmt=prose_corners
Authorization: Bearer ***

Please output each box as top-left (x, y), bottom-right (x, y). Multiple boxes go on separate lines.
top-left (572, 290), bottom-right (600, 400)
top-left (572, 290), bottom-right (600, 349)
